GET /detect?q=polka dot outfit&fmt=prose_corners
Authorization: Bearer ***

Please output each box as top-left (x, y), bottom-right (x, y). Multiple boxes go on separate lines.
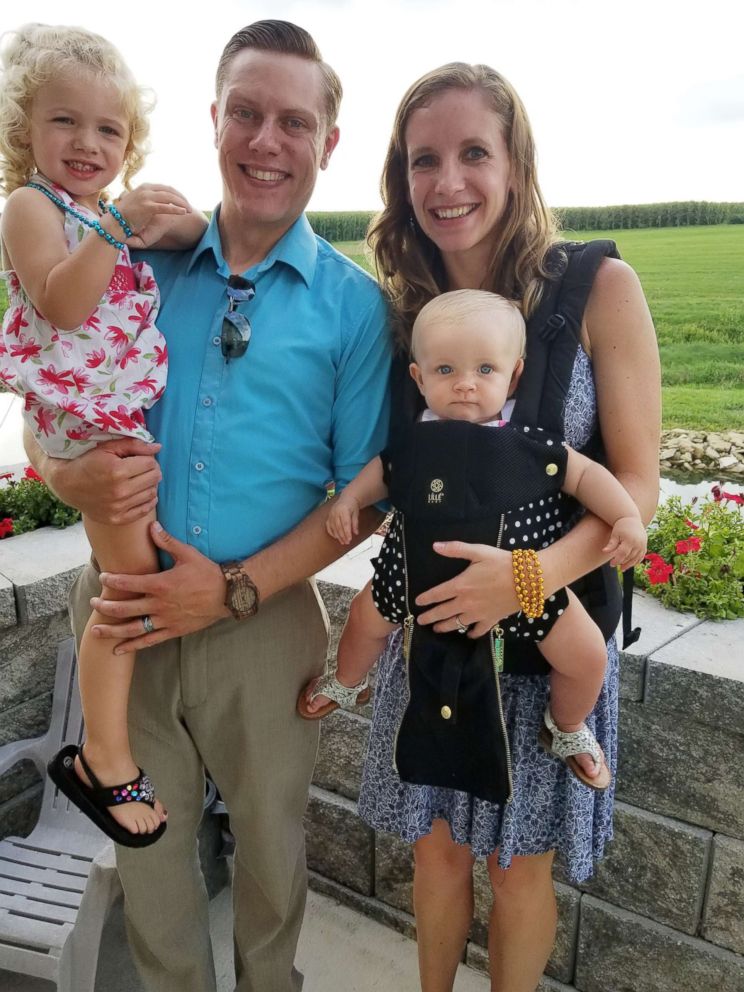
top-left (371, 419), bottom-right (570, 640)
top-left (359, 348), bottom-right (618, 884)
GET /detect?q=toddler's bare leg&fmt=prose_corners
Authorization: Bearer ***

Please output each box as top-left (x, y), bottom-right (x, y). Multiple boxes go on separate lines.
top-left (303, 580), bottom-right (396, 714)
top-left (538, 588), bottom-right (608, 779)
top-left (76, 511), bottom-right (165, 835)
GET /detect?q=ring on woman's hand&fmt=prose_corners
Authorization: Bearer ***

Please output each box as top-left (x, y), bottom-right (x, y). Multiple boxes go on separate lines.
top-left (455, 614), bottom-right (468, 635)
top-left (142, 615), bottom-right (155, 635)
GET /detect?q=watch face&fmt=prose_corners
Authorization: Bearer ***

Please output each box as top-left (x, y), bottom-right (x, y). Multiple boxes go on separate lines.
top-left (234, 578), bottom-right (257, 611)
top-left (223, 562), bottom-right (259, 619)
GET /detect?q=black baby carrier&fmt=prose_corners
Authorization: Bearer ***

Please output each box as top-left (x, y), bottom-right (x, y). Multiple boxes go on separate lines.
top-left (386, 239), bottom-right (637, 804)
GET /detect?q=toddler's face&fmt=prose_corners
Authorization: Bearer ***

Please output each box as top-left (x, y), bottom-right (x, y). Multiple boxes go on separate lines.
top-left (28, 69), bottom-right (130, 211)
top-left (410, 313), bottom-right (523, 424)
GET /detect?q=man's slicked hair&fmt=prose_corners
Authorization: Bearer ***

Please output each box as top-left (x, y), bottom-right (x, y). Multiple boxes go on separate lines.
top-left (215, 19), bottom-right (342, 128)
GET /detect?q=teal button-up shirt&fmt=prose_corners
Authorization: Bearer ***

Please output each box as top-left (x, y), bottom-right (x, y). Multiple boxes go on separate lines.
top-left (139, 210), bottom-right (391, 564)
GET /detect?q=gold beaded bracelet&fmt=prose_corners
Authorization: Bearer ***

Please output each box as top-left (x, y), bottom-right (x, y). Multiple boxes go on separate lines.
top-left (511, 548), bottom-right (545, 619)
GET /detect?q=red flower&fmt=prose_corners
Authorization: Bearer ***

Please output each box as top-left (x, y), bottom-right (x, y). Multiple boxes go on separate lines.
top-left (110, 405), bottom-right (141, 431)
top-left (33, 407), bottom-right (56, 437)
top-left (5, 306), bottom-right (29, 338)
top-left (0, 471), bottom-right (14, 481)
top-left (9, 338), bottom-right (42, 363)
top-left (643, 553), bottom-right (674, 585)
top-left (711, 485), bottom-right (722, 502)
top-left (85, 348), bottom-right (107, 369)
top-left (70, 368), bottom-right (93, 393)
top-left (722, 490), bottom-right (744, 506)
top-left (153, 344), bottom-right (168, 367)
top-left (128, 301), bottom-right (152, 329)
top-left (132, 376), bottom-right (159, 395)
top-left (82, 312), bottom-right (102, 333)
top-left (59, 398), bottom-right (86, 418)
top-left (676, 537), bottom-right (702, 555)
top-left (684, 519), bottom-right (699, 530)
top-left (118, 346), bottom-right (141, 369)
top-left (0, 517), bottom-right (14, 538)
top-left (105, 325), bottom-right (131, 350)
top-left (36, 365), bottom-right (76, 395)
top-left (646, 561), bottom-right (674, 585)
top-left (24, 466), bottom-right (44, 482)
top-left (91, 407), bottom-right (119, 431)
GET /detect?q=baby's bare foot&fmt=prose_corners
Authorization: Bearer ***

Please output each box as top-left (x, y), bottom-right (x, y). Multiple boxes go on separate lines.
top-left (76, 749), bottom-right (166, 835)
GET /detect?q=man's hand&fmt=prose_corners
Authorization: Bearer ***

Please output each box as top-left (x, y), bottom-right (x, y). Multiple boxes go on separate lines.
top-left (42, 437), bottom-right (162, 524)
top-left (90, 522), bottom-right (229, 652)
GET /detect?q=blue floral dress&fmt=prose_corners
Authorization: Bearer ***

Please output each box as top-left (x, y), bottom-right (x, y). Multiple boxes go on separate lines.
top-left (357, 348), bottom-right (617, 883)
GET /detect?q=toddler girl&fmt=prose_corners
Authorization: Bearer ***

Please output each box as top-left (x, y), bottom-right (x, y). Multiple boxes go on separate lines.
top-left (299, 290), bottom-right (647, 789)
top-left (0, 24), bottom-right (206, 845)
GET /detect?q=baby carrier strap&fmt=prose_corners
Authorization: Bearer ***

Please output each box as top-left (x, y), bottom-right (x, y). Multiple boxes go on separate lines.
top-left (512, 239), bottom-right (620, 431)
top-left (511, 239), bottom-right (641, 653)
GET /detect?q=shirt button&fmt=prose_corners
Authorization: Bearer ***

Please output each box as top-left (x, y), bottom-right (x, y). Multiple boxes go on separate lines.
top-left (192, 525), bottom-right (202, 535)
top-left (203, 397), bottom-right (213, 407)
top-left (195, 461), bottom-right (204, 472)
top-left (440, 705), bottom-right (452, 720)
top-left (212, 336), bottom-right (221, 346)
top-left (546, 463), bottom-right (558, 476)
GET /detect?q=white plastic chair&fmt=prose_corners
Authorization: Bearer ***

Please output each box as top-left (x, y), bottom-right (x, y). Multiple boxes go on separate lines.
top-left (0, 638), bottom-right (120, 991)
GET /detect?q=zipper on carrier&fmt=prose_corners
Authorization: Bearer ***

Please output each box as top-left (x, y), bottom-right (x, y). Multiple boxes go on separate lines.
top-left (491, 512), bottom-right (514, 804)
top-left (393, 514), bottom-right (415, 773)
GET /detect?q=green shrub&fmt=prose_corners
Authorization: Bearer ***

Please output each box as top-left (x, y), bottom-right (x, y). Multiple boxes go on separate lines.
top-left (0, 466), bottom-right (80, 537)
top-left (635, 487), bottom-right (744, 619)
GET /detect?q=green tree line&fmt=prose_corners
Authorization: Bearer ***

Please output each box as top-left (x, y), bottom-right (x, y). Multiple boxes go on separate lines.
top-left (308, 201), bottom-right (744, 242)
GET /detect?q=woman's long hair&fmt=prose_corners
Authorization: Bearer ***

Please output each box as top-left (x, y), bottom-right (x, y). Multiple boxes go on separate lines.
top-left (368, 63), bottom-right (559, 351)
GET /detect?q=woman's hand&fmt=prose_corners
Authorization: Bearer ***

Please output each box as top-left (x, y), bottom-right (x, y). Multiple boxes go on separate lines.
top-left (415, 542), bottom-right (521, 638)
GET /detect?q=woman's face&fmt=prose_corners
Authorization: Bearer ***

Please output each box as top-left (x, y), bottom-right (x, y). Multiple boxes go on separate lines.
top-left (405, 88), bottom-right (512, 278)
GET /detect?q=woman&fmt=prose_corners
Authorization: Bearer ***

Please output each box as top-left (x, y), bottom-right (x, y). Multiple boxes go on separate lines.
top-left (357, 64), bottom-right (660, 992)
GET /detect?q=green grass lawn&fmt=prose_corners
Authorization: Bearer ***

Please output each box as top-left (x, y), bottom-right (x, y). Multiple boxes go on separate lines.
top-left (335, 225), bottom-right (744, 431)
top-left (1, 225), bottom-right (740, 430)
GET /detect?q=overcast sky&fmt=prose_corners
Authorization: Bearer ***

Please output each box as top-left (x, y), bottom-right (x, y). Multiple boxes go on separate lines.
top-left (1, 0), bottom-right (742, 213)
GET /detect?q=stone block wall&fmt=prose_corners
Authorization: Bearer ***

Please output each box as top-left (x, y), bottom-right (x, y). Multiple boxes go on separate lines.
top-left (2, 527), bottom-right (744, 991)
top-left (0, 523), bottom-right (89, 839)
top-left (309, 581), bottom-right (744, 992)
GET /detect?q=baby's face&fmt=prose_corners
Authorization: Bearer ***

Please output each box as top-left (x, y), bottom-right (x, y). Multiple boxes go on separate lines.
top-left (410, 313), bottom-right (523, 424)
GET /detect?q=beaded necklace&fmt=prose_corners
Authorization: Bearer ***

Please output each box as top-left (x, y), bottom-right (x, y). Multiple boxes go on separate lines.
top-left (26, 181), bottom-right (125, 251)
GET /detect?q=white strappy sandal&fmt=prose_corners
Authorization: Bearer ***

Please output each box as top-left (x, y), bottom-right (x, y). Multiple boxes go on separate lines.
top-left (538, 706), bottom-right (612, 791)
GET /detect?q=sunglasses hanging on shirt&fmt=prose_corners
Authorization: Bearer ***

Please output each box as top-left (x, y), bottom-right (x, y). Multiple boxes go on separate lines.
top-left (221, 275), bottom-right (256, 363)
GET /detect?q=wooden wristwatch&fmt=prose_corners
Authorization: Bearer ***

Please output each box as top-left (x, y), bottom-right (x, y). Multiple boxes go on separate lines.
top-left (220, 561), bottom-right (260, 620)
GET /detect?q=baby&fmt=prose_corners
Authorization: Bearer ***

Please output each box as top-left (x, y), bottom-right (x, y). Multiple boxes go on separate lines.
top-left (298, 290), bottom-right (647, 788)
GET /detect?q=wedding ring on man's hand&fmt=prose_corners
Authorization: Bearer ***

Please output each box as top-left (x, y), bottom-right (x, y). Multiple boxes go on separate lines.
top-left (455, 614), bottom-right (468, 634)
top-left (142, 615), bottom-right (155, 634)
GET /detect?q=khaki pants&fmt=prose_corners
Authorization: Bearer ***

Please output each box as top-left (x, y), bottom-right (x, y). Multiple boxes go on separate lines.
top-left (69, 562), bottom-right (329, 992)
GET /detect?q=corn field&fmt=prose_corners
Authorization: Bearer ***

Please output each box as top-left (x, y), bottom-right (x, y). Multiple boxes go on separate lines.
top-left (307, 202), bottom-right (744, 241)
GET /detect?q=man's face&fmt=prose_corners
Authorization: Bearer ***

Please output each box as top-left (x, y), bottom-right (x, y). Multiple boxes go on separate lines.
top-left (211, 49), bottom-right (339, 237)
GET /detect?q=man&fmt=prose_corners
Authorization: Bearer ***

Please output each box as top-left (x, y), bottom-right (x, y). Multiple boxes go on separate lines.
top-left (27, 21), bottom-right (390, 992)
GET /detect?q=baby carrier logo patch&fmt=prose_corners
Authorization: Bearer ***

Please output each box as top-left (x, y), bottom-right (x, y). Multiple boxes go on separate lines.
top-left (428, 478), bottom-right (444, 504)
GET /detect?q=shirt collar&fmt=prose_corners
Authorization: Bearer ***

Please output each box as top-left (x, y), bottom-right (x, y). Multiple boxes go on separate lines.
top-left (186, 207), bottom-right (318, 286)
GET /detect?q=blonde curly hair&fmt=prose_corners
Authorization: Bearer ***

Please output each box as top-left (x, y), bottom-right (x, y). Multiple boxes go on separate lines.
top-left (0, 23), bottom-right (151, 197)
